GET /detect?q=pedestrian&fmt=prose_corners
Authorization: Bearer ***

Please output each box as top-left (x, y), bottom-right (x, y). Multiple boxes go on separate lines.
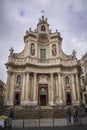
top-left (66, 107), bottom-right (71, 125)
top-left (73, 106), bottom-right (78, 124)
top-left (8, 108), bottom-right (14, 128)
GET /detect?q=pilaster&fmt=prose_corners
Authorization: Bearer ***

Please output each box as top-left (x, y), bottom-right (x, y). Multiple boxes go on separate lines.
top-left (58, 73), bottom-right (63, 104)
top-left (72, 74), bottom-right (76, 101)
top-left (33, 73), bottom-right (37, 105)
top-left (21, 73), bottom-right (26, 101)
top-left (50, 73), bottom-right (54, 105)
top-left (9, 73), bottom-right (15, 105)
top-left (5, 72), bottom-right (11, 100)
top-left (75, 73), bottom-right (80, 101)
top-left (25, 72), bottom-right (30, 100)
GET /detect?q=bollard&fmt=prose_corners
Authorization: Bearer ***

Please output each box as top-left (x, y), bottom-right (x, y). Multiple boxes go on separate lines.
top-left (39, 104), bottom-right (41, 127)
top-left (53, 106), bottom-right (54, 126)
top-left (23, 118), bottom-right (24, 128)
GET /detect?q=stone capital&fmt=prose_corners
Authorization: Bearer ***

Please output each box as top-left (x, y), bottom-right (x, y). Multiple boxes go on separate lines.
top-left (34, 73), bottom-right (37, 76)
top-left (57, 72), bottom-right (62, 76)
top-left (50, 73), bottom-right (53, 76)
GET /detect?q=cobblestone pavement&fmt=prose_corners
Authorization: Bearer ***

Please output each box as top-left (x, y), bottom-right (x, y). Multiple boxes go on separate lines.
top-left (12, 117), bottom-right (87, 127)
top-left (12, 118), bottom-right (67, 127)
top-left (3, 117), bottom-right (87, 130)
top-left (4, 125), bottom-right (87, 130)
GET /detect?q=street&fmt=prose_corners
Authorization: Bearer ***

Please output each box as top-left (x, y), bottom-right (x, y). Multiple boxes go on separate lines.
top-left (4, 125), bottom-right (87, 130)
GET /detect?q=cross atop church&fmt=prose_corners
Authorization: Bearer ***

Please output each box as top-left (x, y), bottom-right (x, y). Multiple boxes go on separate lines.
top-left (41, 10), bottom-right (45, 17)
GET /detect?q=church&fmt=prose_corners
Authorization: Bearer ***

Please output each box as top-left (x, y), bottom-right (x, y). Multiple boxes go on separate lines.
top-left (5, 16), bottom-right (81, 107)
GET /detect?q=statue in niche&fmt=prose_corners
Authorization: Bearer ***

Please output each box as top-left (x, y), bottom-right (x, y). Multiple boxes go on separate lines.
top-left (31, 43), bottom-right (35, 56)
top-left (72, 50), bottom-right (76, 58)
top-left (65, 76), bottom-right (69, 86)
top-left (52, 44), bottom-right (57, 56)
top-left (9, 47), bottom-right (14, 56)
top-left (16, 75), bottom-right (21, 86)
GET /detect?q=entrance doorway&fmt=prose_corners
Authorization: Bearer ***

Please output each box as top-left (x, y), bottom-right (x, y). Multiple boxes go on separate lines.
top-left (40, 95), bottom-right (46, 106)
top-left (14, 92), bottom-right (20, 105)
top-left (66, 93), bottom-right (72, 105)
top-left (84, 94), bottom-right (87, 105)
top-left (38, 84), bottom-right (48, 106)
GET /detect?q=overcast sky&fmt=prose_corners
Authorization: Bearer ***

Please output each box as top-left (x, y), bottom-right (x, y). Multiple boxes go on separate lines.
top-left (0, 0), bottom-right (87, 83)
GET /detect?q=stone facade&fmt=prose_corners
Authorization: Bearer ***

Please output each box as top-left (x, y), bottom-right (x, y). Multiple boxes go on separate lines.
top-left (0, 80), bottom-right (6, 108)
top-left (5, 16), bottom-right (81, 107)
top-left (80, 52), bottom-right (87, 106)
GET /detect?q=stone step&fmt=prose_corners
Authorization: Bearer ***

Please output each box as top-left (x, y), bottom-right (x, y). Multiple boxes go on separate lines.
top-left (2, 106), bottom-right (85, 119)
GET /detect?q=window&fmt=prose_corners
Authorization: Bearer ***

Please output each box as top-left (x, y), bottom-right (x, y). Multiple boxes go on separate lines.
top-left (40, 49), bottom-right (46, 62)
top-left (65, 76), bottom-right (69, 86)
top-left (16, 75), bottom-right (21, 85)
top-left (41, 25), bottom-right (45, 32)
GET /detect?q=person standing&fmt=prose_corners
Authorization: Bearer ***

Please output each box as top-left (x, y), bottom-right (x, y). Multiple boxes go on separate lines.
top-left (66, 107), bottom-right (71, 125)
top-left (8, 108), bottom-right (14, 128)
top-left (73, 107), bottom-right (78, 124)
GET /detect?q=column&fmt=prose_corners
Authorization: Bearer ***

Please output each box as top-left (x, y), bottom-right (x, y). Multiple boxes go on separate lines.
top-left (33, 73), bottom-right (37, 102)
top-left (62, 74), bottom-right (65, 101)
top-left (55, 75), bottom-right (59, 102)
top-left (58, 73), bottom-right (62, 102)
top-left (71, 74), bottom-right (76, 101)
top-left (56, 77), bottom-right (59, 101)
top-left (25, 72), bottom-right (30, 100)
top-left (21, 73), bottom-right (26, 101)
top-left (50, 73), bottom-right (54, 105)
top-left (75, 73), bottom-right (80, 100)
top-left (9, 73), bottom-right (15, 105)
top-left (5, 72), bottom-right (11, 100)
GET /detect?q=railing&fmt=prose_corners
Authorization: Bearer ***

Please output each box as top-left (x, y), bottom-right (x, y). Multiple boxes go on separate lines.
top-left (1, 105), bottom-right (87, 128)
top-left (9, 106), bottom-right (87, 127)
top-left (8, 56), bottom-right (77, 67)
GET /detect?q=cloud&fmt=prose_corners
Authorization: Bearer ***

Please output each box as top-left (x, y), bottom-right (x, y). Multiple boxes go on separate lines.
top-left (37, 0), bottom-right (53, 7)
top-left (0, 0), bottom-right (87, 82)
top-left (70, 0), bottom-right (87, 12)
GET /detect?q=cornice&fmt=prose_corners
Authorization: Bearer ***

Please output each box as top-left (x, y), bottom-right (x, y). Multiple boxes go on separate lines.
top-left (6, 61), bottom-right (80, 69)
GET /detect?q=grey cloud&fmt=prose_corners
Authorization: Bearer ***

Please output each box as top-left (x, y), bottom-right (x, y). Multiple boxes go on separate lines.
top-left (0, 0), bottom-right (87, 82)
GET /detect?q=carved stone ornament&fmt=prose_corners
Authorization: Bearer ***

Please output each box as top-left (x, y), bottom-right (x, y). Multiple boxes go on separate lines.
top-left (38, 33), bottom-right (49, 44)
top-left (72, 50), bottom-right (76, 58)
top-left (15, 85), bottom-right (21, 90)
top-left (9, 47), bottom-right (14, 56)
top-left (52, 44), bottom-right (57, 56)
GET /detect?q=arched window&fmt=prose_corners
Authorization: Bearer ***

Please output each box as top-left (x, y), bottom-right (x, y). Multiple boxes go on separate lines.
top-left (40, 49), bottom-right (46, 62)
top-left (16, 75), bottom-right (21, 85)
top-left (65, 76), bottom-right (69, 86)
top-left (41, 25), bottom-right (45, 31)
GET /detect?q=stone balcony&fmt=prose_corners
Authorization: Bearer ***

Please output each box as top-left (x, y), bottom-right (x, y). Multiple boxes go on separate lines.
top-left (7, 55), bottom-right (78, 67)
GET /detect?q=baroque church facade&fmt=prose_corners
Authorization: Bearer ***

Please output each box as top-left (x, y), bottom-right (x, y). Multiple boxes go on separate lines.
top-left (80, 52), bottom-right (87, 106)
top-left (5, 16), bottom-right (81, 107)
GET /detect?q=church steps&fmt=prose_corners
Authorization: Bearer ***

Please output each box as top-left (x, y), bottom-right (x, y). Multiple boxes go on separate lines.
top-left (1, 107), bottom-right (85, 119)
